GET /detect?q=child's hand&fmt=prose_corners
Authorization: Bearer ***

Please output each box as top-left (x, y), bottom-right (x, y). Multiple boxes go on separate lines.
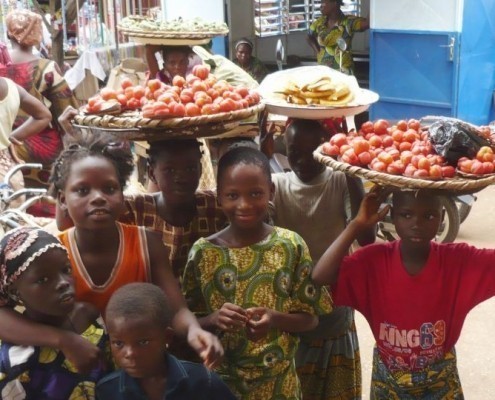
top-left (354, 185), bottom-right (391, 228)
top-left (259, 110), bottom-right (276, 159)
top-left (245, 307), bottom-right (272, 342)
top-left (58, 106), bottom-right (79, 136)
top-left (213, 302), bottom-right (248, 332)
top-left (187, 326), bottom-right (224, 370)
top-left (59, 331), bottom-right (102, 374)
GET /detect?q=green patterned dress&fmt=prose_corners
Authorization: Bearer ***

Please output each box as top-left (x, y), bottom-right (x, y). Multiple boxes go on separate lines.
top-left (309, 14), bottom-right (367, 75)
top-left (183, 227), bottom-right (332, 400)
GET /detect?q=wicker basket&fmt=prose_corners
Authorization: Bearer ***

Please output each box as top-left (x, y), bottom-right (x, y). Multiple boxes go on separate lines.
top-left (314, 146), bottom-right (495, 195)
top-left (73, 103), bottom-right (264, 141)
top-left (119, 26), bottom-right (228, 40)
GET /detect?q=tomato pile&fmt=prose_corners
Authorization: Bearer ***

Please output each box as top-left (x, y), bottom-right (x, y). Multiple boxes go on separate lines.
top-left (322, 118), bottom-right (495, 179)
top-left (85, 65), bottom-right (261, 118)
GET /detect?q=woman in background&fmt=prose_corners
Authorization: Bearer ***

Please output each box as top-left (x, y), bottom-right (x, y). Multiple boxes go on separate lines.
top-left (4, 9), bottom-right (78, 191)
top-left (233, 38), bottom-right (269, 83)
top-left (307, 0), bottom-right (368, 75)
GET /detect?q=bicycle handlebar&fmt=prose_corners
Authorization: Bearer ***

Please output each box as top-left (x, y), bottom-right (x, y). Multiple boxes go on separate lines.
top-left (3, 163), bottom-right (43, 187)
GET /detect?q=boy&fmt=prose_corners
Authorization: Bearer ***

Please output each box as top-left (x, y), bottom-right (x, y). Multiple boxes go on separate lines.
top-left (262, 118), bottom-right (375, 399)
top-left (313, 188), bottom-right (495, 398)
top-left (97, 283), bottom-right (235, 399)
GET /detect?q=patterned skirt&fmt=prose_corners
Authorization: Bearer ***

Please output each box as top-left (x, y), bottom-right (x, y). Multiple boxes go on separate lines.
top-left (296, 308), bottom-right (361, 400)
top-left (370, 347), bottom-right (464, 399)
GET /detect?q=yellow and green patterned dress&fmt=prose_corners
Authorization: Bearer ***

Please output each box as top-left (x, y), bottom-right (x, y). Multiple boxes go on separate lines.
top-left (309, 13), bottom-right (367, 75)
top-left (183, 227), bottom-right (332, 400)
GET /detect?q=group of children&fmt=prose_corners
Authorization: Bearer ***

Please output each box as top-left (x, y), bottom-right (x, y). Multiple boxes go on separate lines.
top-left (0, 108), bottom-right (494, 400)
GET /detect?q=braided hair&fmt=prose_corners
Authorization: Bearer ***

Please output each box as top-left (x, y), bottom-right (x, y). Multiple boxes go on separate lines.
top-left (49, 134), bottom-right (134, 195)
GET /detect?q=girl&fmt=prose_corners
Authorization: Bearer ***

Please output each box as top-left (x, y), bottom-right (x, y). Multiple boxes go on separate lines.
top-left (312, 188), bottom-right (495, 398)
top-left (0, 227), bottom-right (110, 399)
top-left (0, 136), bottom-right (223, 374)
top-left (182, 147), bottom-right (332, 399)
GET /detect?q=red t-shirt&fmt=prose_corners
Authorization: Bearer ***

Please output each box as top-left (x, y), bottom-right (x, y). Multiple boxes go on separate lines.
top-left (333, 240), bottom-right (495, 372)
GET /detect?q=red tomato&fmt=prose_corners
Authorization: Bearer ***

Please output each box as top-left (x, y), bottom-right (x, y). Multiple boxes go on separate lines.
top-left (121, 78), bottom-right (134, 90)
top-left (185, 103), bottom-right (201, 117)
top-left (373, 119), bottom-right (390, 135)
top-left (133, 86), bottom-right (145, 100)
top-left (192, 64), bottom-right (210, 80)
top-left (100, 88), bottom-right (118, 101)
top-left (408, 119), bottom-right (421, 131)
top-left (201, 103), bottom-right (221, 115)
top-left (396, 120), bottom-right (408, 131)
top-left (180, 89), bottom-right (194, 104)
top-left (172, 75), bottom-right (186, 88)
top-left (234, 87), bottom-right (249, 98)
top-left (191, 80), bottom-right (208, 93)
top-left (147, 79), bottom-right (162, 93)
top-left (218, 98), bottom-right (237, 113)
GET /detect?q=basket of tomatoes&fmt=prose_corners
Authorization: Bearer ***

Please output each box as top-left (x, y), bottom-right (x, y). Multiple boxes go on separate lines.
top-left (74, 64), bottom-right (264, 141)
top-left (314, 118), bottom-right (495, 194)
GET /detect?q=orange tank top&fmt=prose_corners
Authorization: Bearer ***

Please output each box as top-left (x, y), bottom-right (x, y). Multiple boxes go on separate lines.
top-left (58, 223), bottom-right (151, 313)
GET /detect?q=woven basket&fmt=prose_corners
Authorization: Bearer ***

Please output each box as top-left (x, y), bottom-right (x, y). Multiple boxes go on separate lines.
top-left (73, 103), bottom-right (264, 141)
top-left (314, 146), bottom-right (495, 194)
top-left (118, 26), bottom-right (229, 40)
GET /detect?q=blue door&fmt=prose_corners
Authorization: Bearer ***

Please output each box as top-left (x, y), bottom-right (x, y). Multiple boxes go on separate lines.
top-left (369, 30), bottom-right (460, 121)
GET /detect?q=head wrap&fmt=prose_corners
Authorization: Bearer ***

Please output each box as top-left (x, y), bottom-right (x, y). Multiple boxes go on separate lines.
top-left (235, 38), bottom-right (254, 51)
top-left (6, 10), bottom-right (43, 48)
top-left (0, 227), bottom-right (67, 306)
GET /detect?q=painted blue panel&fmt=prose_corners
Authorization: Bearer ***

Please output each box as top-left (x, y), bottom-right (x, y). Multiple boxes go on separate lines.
top-left (457, 0), bottom-right (495, 125)
top-left (211, 37), bottom-right (226, 56)
top-left (371, 102), bottom-right (453, 122)
top-left (370, 30), bottom-right (459, 120)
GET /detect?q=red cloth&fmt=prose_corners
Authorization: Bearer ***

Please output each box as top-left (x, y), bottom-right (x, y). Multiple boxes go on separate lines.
top-left (333, 240), bottom-right (495, 372)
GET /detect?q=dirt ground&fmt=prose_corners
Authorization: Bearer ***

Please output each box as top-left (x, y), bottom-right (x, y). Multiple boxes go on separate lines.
top-left (356, 185), bottom-right (495, 399)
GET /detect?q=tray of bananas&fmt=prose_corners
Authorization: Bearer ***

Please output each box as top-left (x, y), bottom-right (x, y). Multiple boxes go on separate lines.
top-left (258, 66), bottom-right (379, 119)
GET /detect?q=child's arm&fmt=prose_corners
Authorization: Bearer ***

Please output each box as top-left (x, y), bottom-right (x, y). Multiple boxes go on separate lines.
top-left (245, 307), bottom-right (317, 342)
top-left (312, 185), bottom-right (390, 286)
top-left (10, 84), bottom-right (51, 144)
top-left (146, 231), bottom-right (223, 369)
top-left (345, 175), bottom-right (376, 246)
top-left (0, 307), bottom-right (101, 373)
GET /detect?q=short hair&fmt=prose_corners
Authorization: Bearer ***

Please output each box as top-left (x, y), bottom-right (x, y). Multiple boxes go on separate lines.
top-left (105, 283), bottom-right (172, 329)
top-left (147, 139), bottom-right (202, 166)
top-left (217, 146), bottom-right (271, 187)
top-left (285, 119), bottom-right (327, 143)
top-left (392, 190), bottom-right (442, 210)
top-left (50, 134), bottom-right (134, 193)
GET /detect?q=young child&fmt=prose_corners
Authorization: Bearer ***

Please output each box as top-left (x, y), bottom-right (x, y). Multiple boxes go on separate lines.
top-left (312, 187), bottom-right (495, 398)
top-left (182, 147), bottom-right (332, 399)
top-left (264, 118), bottom-right (375, 400)
top-left (0, 227), bottom-right (110, 399)
top-left (120, 139), bottom-right (226, 279)
top-left (96, 282), bottom-right (236, 399)
top-left (0, 136), bottom-right (223, 374)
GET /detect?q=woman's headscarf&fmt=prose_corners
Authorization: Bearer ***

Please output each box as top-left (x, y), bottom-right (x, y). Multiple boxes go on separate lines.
top-left (6, 9), bottom-right (43, 48)
top-left (235, 38), bottom-right (254, 51)
top-left (0, 227), bottom-right (67, 306)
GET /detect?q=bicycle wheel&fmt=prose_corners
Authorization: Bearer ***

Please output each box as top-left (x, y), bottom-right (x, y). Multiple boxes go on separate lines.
top-left (436, 197), bottom-right (460, 243)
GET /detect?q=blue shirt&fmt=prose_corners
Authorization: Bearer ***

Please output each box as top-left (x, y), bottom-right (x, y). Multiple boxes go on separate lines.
top-left (95, 354), bottom-right (236, 400)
